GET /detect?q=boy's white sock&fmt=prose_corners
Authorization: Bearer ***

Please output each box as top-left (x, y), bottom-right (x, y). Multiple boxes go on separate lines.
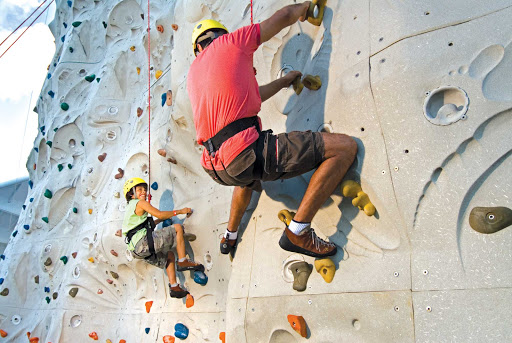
top-left (178, 257), bottom-right (187, 262)
top-left (288, 220), bottom-right (310, 235)
top-left (225, 229), bottom-right (237, 240)
top-left (170, 283), bottom-right (178, 288)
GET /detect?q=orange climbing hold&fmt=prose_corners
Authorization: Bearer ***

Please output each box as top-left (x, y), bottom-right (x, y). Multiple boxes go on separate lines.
top-left (106, 340), bottom-right (112, 343)
top-left (155, 70), bottom-right (163, 79)
top-left (157, 25), bottom-right (164, 33)
top-left (130, 46), bottom-right (135, 51)
top-left (287, 315), bottom-right (307, 338)
top-left (115, 229), bottom-right (122, 237)
top-left (88, 209), bottom-right (93, 214)
top-left (219, 332), bottom-right (225, 343)
top-left (107, 279), bottom-right (113, 284)
top-left (137, 67), bottom-right (141, 75)
top-left (119, 340), bottom-right (126, 343)
top-left (72, 252), bottom-right (77, 258)
top-left (171, 24), bottom-right (178, 31)
top-left (110, 250), bottom-right (118, 257)
top-left (0, 330), bottom-right (7, 338)
top-left (29, 337), bottom-right (39, 343)
top-left (145, 301), bottom-right (153, 313)
top-left (88, 257), bottom-right (94, 263)
top-left (88, 331), bottom-right (98, 340)
top-left (163, 336), bottom-right (175, 343)
top-left (97, 289), bottom-right (103, 294)
top-left (186, 294), bottom-right (194, 308)
top-left (137, 107), bottom-right (143, 117)
top-left (157, 149), bottom-right (166, 157)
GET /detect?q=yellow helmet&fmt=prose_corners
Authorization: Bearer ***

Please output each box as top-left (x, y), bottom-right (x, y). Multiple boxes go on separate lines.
top-left (191, 19), bottom-right (228, 56)
top-left (123, 177), bottom-right (147, 198)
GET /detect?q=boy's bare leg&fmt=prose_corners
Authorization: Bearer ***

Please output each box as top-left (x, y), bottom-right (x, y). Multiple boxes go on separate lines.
top-left (294, 133), bottom-right (357, 223)
top-left (227, 186), bottom-right (253, 233)
top-left (174, 224), bottom-right (186, 259)
top-left (166, 251), bottom-right (177, 285)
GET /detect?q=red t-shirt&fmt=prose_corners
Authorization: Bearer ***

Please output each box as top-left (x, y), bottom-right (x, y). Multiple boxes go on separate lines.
top-left (187, 24), bottom-right (262, 170)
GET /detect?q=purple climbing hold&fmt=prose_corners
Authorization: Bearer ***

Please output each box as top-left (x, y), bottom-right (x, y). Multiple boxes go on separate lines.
top-left (145, 328), bottom-right (150, 334)
top-left (151, 182), bottom-right (158, 190)
top-left (23, 225), bottom-right (29, 230)
top-left (161, 93), bottom-right (166, 107)
top-left (48, 90), bottom-right (54, 98)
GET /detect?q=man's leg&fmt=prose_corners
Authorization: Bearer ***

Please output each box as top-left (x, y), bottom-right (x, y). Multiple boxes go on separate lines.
top-left (220, 185), bottom-right (253, 254)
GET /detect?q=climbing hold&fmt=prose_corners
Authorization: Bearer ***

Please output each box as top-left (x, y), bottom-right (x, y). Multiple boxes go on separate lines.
top-left (72, 21), bottom-right (82, 27)
top-left (290, 261), bottom-right (313, 292)
top-left (156, 70), bottom-right (163, 79)
top-left (114, 192), bottom-right (120, 198)
top-left (52, 292), bottom-right (58, 300)
top-left (68, 164), bottom-right (73, 169)
top-left (120, 340), bottom-right (126, 343)
top-left (115, 230), bottom-right (122, 237)
top-left (69, 47), bottom-right (74, 53)
top-left (58, 164), bottom-right (64, 171)
top-left (45, 296), bottom-right (50, 304)
top-left (44, 287), bottom-right (50, 293)
top-left (88, 257), bottom-right (94, 263)
top-left (292, 75), bottom-right (304, 95)
top-left (137, 107), bottom-right (143, 117)
top-left (69, 287), bottom-right (78, 297)
top-left (53, 127), bottom-right (58, 132)
top-left (277, 209), bottom-right (295, 226)
top-left (102, 21), bottom-right (107, 28)
top-left (22, 205), bottom-right (26, 210)
top-left (46, 141), bottom-right (53, 148)
top-left (34, 275), bottom-right (39, 284)
top-left (145, 301), bottom-right (153, 313)
top-left (106, 340), bottom-right (112, 343)
top-left (24, 225), bottom-right (30, 230)
top-left (161, 93), bottom-right (166, 106)
top-left (314, 258), bottom-right (336, 283)
top-left (186, 294), bottom-right (194, 308)
top-left (110, 271), bottom-right (119, 279)
top-left (193, 271), bottom-right (208, 285)
top-left (110, 250), bottom-right (118, 257)
top-left (98, 153), bottom-right (107, 162)
top-left (28, 180), bottom-right (33, 188)
top-left (44, 258), bottom-right (52, 266)
top-left (341, 180), bottom-right (376, 216)
top-left (107, 279), bottom-right (113, 284)
top-left (48, 72), bottom-right (52, 78)
top-left (29, 337), bottom-right (39, 343)
top-left (163, 336), bottom-right (175, 343)
top-left (88, 332), bottom-right (98, 340)
top-left (167, 157), bottom-right (177, 164)
top-left (97, 289), bottom-right (103, 294)
top-left (469, 207), bottom-right (512, 234)
top-left (115, 168), bottom-right (124, 179)
top-left (30, 197), bottom-right (34, 202)
top-left (40, 126), bottom-right (45, 133)
top-left (85, 74), bottom-right (96, 82)
top-left (67, 0), bottom-right (72, 7)
top-left (302, 75), bottom-right (322, 90)
top-left (72, 252), bottom-right (77, 258)
top-left (44, 189), bottom-right (53, 199)
top-left (141, 14), bottom-right (144, 20)
top-left (60, 256), bottom-right (68, 265)
top-left (172, 24), bottom-right (178, 31)
top-left (306, 0), bottom-right (326, 26)
top-left (81, 141), bottom-right (84, 146)
top-left (174, 323), bottom-right (189, 339)
top-left (88, 209), bottom-right (93, 214)
top-left (0, 330), bottom-right (7, 338)
top-left (219, 332), bottom-right (225, 343)
top-left (151, 182), bottom-right (158, 190)
top-left (0, 278), bottom-right (3, 285)
top-left (12, 230), bottom-right (17, 237)
top-left (0, 289), bottom-right (8, 296)
top-left (33, 164), bottom-right (36, 170)
top-left (145, 328), bottom-right (150, 334)
top-left (157, 149), bottom-right (166, 157)
top-left (166, 90), bottom-right (173, 106)
top-left (157, 25), bottom-right (164, 33)
top-left (130, 46), bottom-right (135, 52)
top-left (287, 315), bottom-right (307, 337)
top-left (60, 103), bottom-right (69, 111)
top-left (0, 255), bottom-right (4, 260)
top-left (136, 67), bottom-right (141, 75)
top-left (73, 207), bottom-right (78, 213)
top-left (48, 90), bottom-right (55, 98)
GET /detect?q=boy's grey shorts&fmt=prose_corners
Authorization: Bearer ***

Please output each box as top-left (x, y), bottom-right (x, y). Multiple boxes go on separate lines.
top-left (132, 225), bottom-right (177, 269)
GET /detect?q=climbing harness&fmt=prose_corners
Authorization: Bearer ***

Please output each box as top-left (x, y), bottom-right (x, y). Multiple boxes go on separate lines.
top-left (126, 217), bottom-right (157, 262)
top-left (202, 116), bottom-right (260, 157)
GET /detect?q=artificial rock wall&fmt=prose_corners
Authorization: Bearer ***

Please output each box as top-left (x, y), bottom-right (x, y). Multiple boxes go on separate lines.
top-left (1, 0), bottom-right (512, 342)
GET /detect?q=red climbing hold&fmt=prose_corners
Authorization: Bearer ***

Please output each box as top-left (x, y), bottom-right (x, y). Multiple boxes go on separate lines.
top-left (107, 279), bottom-right (113, 284)
top-left (287, 315), bottom-right (307, 338)
top-left (145, 301), bottom-right (153, 313)
top-left (119, 340), bottom-right (126, 343)
top-left (88, 331), bottom-right (98, 340)
top-left (97, 289), bottom-right (103, 294)
top-left (98, 153), bottom-right (107, 162)
top-left (163, 336), bottom-right (175, 343)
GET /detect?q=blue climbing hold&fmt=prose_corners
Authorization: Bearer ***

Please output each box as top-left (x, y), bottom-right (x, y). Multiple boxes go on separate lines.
top-left (174, 323), bottom-right (189, 339)
top-left (67, 0), bottom-right (72, 7)
top-left (34, 147), bottom-right (39, 152)
top-left (47, 73), bottom-right (51, 79)
top-left (61, 35), bottom-right (65, 42)
top-left (53, 63), bottom-right (56, 67)
top-left (22, 205), bottom-right (26, 210)
top-left (0, 278), bottom-right (3, 285)
top-left (0, 255), bottom-right (4, 260)
top-left (44, 287), bottom-right (50, 293)
top-left (40, 126), bottom-right (45, 133)
top-left (63, 22), bottom-right (67, 28)
top-left (48, 90), bottom-right (54, 98)
top-left (28, 180), bottom-right (33, 189)
top-left (30, 198), bottom-right (34, 202)
top-left (161, 93), bottom-right (166, 107)
top-left (145, 328), bottom-right (150, 334)
top-left (23, 225), bottom-right (29, 230)
top-left (151, 182), bottom-right (158, 190)
top-left (12, 230), bottom-right (17, 237)
top-left (162, 219), bottom-right (172, 227)
top-left (193, 271), bottom-right (208, 286)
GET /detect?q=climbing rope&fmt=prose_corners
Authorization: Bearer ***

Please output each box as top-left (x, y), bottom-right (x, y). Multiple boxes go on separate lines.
top-left (250, 0), bottom-right (253, 25)
top-left (0, 0), bottom-right (55, 60)
top-left (0, 0), bottom-right (48, 47)
top-left (147, 0), bottom-right (152, 203)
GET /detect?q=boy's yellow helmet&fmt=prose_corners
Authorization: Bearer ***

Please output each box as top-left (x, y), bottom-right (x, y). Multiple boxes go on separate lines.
top-left (123, 177), bottom-right (147, 197)
top-left (191, 19), bottom-right (228, 56)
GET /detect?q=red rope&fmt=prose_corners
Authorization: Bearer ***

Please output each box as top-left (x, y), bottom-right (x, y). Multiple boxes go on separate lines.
top-left (250, 0), bottom-right (253, 24)
top-left (0, 0), bottom-right (48, 47)
top-left (147, 0), bottom-right (152, 203)
top-left (0, 0), bottom-right (54, 60)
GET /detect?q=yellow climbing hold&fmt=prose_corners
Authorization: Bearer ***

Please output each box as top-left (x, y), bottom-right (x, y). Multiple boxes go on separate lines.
top-left (278, 209), bottom-right (295, 226)
top-left (88, 209), bottom-right (93, 214)
top-left (130, 46), bottom-right (135, 52)
top-left (136, 67), bottom-right (141, 75)
top-left (314, 258), bottom-right (335, 283)
top-left (341, 180), bottom-right (376, 216)
top-left (302, 75), bottom-right (322, 90)
top-left (155, 70), bottom-right (163, 79)
top-left (307, 0), bottom-right (327, 26)
top-left (88, 257), bottom-right (94, 263)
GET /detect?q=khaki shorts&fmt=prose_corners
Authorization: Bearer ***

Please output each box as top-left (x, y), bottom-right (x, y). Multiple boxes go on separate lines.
top-left (204, 130), bottom-right (325, 191)
top-left (132, 225), bottom-right (177, 269)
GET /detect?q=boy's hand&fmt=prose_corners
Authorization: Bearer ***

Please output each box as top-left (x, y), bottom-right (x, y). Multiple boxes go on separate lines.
top-left (299, 1), bottom-right (311, 22)
top-left (181, 208), bottom-right (193, 217)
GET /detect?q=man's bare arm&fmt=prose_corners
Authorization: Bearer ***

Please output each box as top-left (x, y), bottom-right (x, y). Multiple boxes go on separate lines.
top-left (259, 71), bottom-right (302, 102)
top-left (259, 2), bottom-right (310, 44)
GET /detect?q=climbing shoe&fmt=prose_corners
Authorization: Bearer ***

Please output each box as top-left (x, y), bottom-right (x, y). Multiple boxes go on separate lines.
top-left (169, 284), bottom-right (189, 298)
top-left (176, 259), bottom-right (204, 272)
top-left (279, 227), bottom-right (337, 258)
top-left (220, 232), bottom-right (237, 255)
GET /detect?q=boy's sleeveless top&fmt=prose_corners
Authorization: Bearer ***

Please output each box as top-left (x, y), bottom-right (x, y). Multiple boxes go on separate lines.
top-left (122, 199), bottom-right (147, 251)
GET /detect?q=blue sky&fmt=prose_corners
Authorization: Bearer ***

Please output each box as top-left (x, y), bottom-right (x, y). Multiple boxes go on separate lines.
top-left (0, 0), bottom-right (56, 184)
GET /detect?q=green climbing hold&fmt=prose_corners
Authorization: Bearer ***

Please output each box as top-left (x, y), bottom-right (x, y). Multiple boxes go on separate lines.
top-left (469, 206), bottom-right (512, 234)
top-left (69, 47), bottom-right (74, 53)
top-left (102, 21), bottom-right (107, 28)
top-left (60, 256), bottom-right (68, 265)
top-left (72, 21), bottom-right (82, 27)
top-left (58, 164), bottom-right (64, 172)
top-left (44, 189), bottom-right (53, 199)
top-left (96, 78), bottom-right (101, 82)
top-left (73, 207), bottom-right (78, 213)
top-left (42, 217), bottom-right (49, 223)
top-left (81, 141), bottom-right (84, 146)
top-left (54, 127), bottom-right (58, 132)
top-left (0, 288), bottom-right (8, 296)
top-left (69, 287), bottom-right (78, 297)
top-left (46, 141), bottom-right (52, 148)
top-left (45, 296), bottom-right (51, 304)
top-left (61, 103), bottom-right (69, 111)
top-left (68, 164), bottom-right (73, 169)
top-left (85, 74), bottom-right (96, 82)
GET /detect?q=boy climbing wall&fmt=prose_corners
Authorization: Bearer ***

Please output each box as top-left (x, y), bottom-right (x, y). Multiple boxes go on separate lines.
top-left (122, 177), bottom-right (204, 298)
